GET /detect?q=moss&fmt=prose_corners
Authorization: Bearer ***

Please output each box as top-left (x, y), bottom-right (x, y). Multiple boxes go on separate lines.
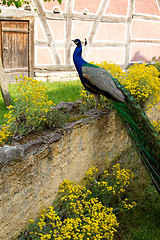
top-left (67, 114), bottom-right (88, 123)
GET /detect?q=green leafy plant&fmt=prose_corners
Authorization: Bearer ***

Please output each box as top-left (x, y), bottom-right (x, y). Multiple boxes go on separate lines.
top-left (152, 56), bottom-right (160, 72)
top-left (0, 0), bottom-right (62, 8)
top-left (0, 0), bottom-right (30, 8)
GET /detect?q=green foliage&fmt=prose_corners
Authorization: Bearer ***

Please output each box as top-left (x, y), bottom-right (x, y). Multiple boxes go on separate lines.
top-left (152, 56), bottom-right (160, 72)
top-left (43, 0), bottom-right (62, 4)
top-left (19, 164), bottom-right (136, 240)
top-left (0, 0), bottom-right (62, 8)
top-left (0, 104), bottom-right (7, 125)
top-left (0, 0), bottom-right (29, 8)
top-left (0, 77), bottom-right (68, 144)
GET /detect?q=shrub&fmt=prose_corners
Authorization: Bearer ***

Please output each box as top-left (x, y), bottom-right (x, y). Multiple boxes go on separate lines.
top-left (23, 164), bottom-right (136, 240)
top-left (0, 77), bottom-right (68, 144)
top-left (95, 61), bottom-right (125, 80)
top-left (120, 63), bottom-right (160, 107)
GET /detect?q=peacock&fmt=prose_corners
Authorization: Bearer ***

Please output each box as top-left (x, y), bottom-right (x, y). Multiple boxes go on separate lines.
top-left (72, 39), bottom-right (160, 193)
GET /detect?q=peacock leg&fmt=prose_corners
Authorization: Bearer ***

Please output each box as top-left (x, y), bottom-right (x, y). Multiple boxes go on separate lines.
top-left (92, 93), bottom-right (100, 111)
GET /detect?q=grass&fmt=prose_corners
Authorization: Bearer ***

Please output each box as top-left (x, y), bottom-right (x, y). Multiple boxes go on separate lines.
top-left (0, 84), bottom-right (16, 125)
top-left (114, 147), bottom-right (160, 240)
top-left (0, 103), bottom-right (7, 125)
top-left (117, 184), bottom-right (160, 240)
top-left (0, 80), bottom-right (82, 126)
top-left (46, 80), bottom-right (81, 104)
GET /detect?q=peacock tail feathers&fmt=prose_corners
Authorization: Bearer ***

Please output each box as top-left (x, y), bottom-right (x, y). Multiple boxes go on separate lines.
top-left (111, 76), bottom-right (160, 193)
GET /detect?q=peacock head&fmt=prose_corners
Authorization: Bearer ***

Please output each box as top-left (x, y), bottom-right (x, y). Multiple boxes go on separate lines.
top-left (72, 39), bottom-right (82, 47)
top-left (72, 39), bottom-right (87, 47)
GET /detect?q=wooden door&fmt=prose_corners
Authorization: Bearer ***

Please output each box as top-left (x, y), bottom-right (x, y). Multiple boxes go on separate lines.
top-left (0, 20), bottom-right (29, 82)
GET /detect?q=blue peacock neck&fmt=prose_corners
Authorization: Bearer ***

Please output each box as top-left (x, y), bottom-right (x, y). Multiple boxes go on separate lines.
top-left (73, 44), bottom-right (87, 79)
